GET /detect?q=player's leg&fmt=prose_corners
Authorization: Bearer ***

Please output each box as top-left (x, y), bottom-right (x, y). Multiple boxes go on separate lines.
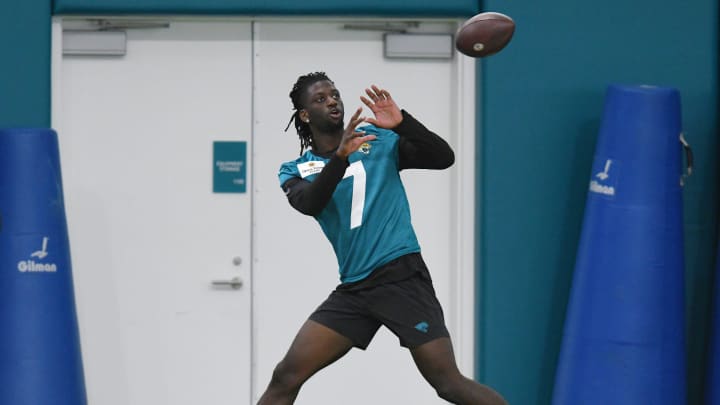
top-left (410, 337), bottom-right (508, 405)
top-left (366, 254), bottom-right (507, 404)
top-left (257, 319), bottom-right (354, 405)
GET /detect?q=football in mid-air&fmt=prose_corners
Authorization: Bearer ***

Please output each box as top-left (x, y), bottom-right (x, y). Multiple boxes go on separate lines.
top-left (455, 12), bottom-right (515, 58)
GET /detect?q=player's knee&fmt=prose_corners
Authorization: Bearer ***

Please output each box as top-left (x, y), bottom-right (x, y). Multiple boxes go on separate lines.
top-left (269, 360), bottom-right (306, 392)
top-left (435, 383), bottom-right (461, 403)
top-left (429, 373), bottom-right (463, 402)
top-left (433, 375), bottom-right (509, 405)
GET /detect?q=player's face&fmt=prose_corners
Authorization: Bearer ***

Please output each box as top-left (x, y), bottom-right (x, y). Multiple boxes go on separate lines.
top-left (300, 80), bottom-right (344, 133)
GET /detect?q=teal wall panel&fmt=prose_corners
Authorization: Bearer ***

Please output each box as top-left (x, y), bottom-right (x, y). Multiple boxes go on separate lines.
top-left (478, 1), bottom-right (719, 404)
top-left (0, 0), bottom-right (51, 128)
top-left (53, 0), bottom-right (478, 16)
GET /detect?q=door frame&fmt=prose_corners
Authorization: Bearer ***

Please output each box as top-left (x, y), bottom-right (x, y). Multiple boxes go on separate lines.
top-left (50, 14), bottom-right (478, 386)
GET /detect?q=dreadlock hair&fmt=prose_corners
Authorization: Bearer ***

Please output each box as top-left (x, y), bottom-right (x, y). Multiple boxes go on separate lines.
top-left (284, 72), bottom-right (334, 155)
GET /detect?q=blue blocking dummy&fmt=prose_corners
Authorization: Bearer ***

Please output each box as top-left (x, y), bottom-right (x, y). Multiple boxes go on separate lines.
top-left (0, 129), bottom-right (87, 404)
top-left (709, 237), bottom-right (720, 405)
top-left (552, 85), bottom-right (686, 405)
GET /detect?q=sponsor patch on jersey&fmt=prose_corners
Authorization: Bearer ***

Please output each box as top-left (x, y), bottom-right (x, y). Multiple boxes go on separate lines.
top-left (297, 160), bottom-right (325, 178)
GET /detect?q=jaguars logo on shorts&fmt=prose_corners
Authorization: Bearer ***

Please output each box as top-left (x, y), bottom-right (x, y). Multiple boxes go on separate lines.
top-left (358, 142), bottom-right (372, 155)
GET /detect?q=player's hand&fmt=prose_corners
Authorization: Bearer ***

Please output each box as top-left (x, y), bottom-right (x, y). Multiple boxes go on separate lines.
top-left (361, 85), bottom-right (403, 129)
top-left (336, 107), bottom-right (376, 160)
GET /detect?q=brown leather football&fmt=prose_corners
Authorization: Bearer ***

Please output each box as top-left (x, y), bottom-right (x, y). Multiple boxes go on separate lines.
top-left (455, 12), bottom-right (515, 58)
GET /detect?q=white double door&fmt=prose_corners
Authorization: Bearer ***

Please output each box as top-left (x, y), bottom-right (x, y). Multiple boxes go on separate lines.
top-left (53, 18), bottom-right (475, 405)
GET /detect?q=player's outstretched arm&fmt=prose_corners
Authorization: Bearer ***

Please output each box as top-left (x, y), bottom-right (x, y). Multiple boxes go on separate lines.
top-left (360, 85), bottom-right (453, 170)
top-left (395, 111), bottom-right (455, 170)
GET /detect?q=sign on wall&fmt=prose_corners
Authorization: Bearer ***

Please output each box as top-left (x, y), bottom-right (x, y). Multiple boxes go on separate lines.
top-left (213, 141), bottom-right (247, 193)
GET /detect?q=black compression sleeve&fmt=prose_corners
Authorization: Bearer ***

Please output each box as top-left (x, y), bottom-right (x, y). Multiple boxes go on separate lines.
top-left (281, 154), bottom-right (349, 216)
top-left (394, 110), bottom-right (455, 170)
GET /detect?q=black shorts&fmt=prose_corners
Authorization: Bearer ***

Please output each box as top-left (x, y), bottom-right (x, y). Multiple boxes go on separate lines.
top-left (309, 253), bottom-right (450, 349)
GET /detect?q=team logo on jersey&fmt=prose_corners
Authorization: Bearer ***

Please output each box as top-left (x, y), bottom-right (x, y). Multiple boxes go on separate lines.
top-left (297, 160), bottom-right (325, 178)
top-left (358, 142), bottom-right (371, 154)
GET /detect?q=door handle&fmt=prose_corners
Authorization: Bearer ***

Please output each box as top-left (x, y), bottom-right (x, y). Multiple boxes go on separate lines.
top-left (211, 277), bottom-right (243, 290)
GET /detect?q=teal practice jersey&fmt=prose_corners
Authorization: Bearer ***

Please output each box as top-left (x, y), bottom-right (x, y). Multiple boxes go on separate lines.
top-left (278, 125), bottom-right (421, 283)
